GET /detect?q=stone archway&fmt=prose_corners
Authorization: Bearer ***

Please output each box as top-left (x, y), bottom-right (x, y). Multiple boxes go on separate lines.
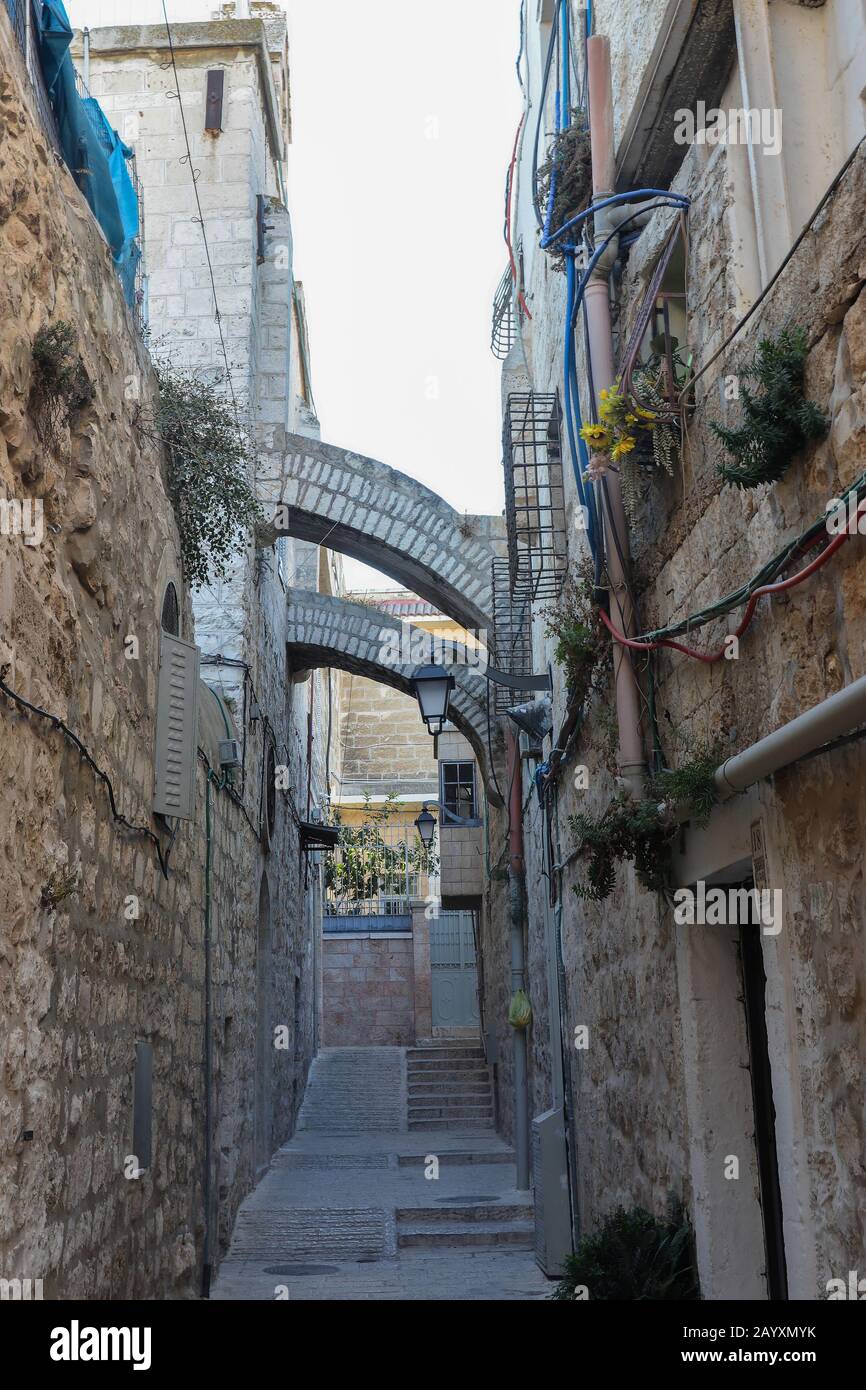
top-left (258, 433), bottom-right (504, 632)
top-left (285, 589), bottom-right (504, 806)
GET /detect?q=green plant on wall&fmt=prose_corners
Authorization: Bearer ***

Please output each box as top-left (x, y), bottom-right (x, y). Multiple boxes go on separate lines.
top-left (147, 361), bottom-right (263, 590)
top-left (543, 563), bottom-right (610, 709)
top-left (712, 325), bottom-right (828, 489)
top-left (30, 321), bottom-right (94, 447)
top-left (551, 1199), bottom-right (700, 1300)
top-left (569, 741), bottom-right (721, 902)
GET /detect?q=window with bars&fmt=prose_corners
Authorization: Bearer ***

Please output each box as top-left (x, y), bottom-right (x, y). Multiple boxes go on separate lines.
top-left (440, 761), bottom-right (477, 821)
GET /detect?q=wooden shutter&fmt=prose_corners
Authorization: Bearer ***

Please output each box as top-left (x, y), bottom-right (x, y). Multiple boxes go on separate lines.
top-left (153, 632), bottom-right (200, 821)
top-left (205, 70), bottom-right (225, 134)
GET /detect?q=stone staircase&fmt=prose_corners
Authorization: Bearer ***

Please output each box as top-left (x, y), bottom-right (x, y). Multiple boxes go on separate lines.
top-left (396, 1199), bottom-right (534, 1250)
top-left (406, 1041), bottom-right (495, 1132)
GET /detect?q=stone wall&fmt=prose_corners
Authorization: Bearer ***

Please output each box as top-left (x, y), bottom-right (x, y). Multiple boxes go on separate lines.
top-left (504, 3), bottom-right (866, 1297)
top-left (322, 935), bottom-right (416, 1046)
top-left (0, 18), bottom-right (317, 1298)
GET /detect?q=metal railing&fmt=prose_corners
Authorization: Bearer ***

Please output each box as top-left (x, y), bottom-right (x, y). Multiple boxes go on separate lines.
top-left (502, 390), bottom-right (568, 599)
top-left (324, 821), bottom-right (439, 919)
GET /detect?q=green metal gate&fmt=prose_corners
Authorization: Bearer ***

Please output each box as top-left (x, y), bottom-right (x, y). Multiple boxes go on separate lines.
top-left (430, 911), bottom-right (480, 1029)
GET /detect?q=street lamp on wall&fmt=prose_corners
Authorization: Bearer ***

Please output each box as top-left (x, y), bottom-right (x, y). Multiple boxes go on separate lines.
top-left (410, 664), bottom-right (455, 736)
top-left (414, 804), bottom-right (436, 847)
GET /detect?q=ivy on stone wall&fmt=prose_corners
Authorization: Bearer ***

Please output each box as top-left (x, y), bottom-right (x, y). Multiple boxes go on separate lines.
top-left (147, 362), bottom-right (263, 590)
top-left (29, 321), bottom-right (94, 448)
top-left (712, 325), bottom-right (828, 489)
top-left (569, 741), bottom-right (722, 902)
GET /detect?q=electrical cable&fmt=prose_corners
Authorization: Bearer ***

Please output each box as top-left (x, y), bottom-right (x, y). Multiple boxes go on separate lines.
top-left (680, 132), bottom-right (866, 402)
top-left (0, 664), bottom-right (172, 879)
top-left (160, 1), bottom-right (240, 421)
top-left (598, 503), bottom-right (864, 663)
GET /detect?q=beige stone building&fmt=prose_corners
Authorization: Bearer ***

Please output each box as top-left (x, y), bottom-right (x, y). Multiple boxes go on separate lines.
top-left (480, 0), bottom-right (866, 1298)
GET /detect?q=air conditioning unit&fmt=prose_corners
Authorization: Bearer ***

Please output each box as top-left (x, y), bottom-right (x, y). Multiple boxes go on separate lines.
top-left (218, 738), bottom-right (242, 770)
top-left (532, 1107), bottom-right (573, 1276)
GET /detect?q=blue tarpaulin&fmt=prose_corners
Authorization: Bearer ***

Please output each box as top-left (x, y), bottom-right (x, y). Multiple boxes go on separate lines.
top-left (35, 0), bottom-right (140, 305)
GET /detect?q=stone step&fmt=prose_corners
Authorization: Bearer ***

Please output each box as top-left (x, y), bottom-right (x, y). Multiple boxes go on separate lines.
top-left (407, 1083), bottom-right (492, 1098)
top-left (396, 1150), bottom-right (514, 1167)
top-left (408, 1093), bottom-right (492, 1110)
top-left (396, 1203), bottom-right (533, 1225)
top-left (407, 1048), bottom-right (485, 1062)
top-left (405, 1056), bottom-right (489, 1067)
top-left (396, 1221), bottom-right (535, 1250)
top-left (408, 1117), bottom-right (496, 1132)
top-left (408, 1106), bottom-right (494, 1122)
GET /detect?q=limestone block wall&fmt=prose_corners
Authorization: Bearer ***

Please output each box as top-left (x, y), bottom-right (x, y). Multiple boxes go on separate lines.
top-left (322, 935), bottom-right (416, 1046)
top-left (504, 4), bottom-right (866, 1294)
top-left (439, 826), bottom-right (484, 900)
top-left (0, 21), bottom-right (316, 1298)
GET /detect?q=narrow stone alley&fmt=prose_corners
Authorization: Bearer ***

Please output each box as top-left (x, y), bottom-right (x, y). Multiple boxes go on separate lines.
top-left (211, 1046), bottom-right (548, 1301)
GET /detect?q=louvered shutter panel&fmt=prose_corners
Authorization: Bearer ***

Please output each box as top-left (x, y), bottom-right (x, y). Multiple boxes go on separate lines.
top-left (153, 633), bottom-right (200, 821)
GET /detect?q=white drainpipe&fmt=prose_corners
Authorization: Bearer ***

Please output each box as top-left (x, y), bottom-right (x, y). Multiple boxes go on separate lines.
top-left (715, 675), bottom-right (866, 800)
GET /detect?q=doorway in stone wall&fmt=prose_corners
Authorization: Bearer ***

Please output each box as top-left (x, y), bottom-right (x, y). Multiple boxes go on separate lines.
top-left (255, 874), bottom-right (272, 1173)
top-left (675, 867), bottom-right (790, 1299)
top-left (738, 883), bottom-right (789, 1301)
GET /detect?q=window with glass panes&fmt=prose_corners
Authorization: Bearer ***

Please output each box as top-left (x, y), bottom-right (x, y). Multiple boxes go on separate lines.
top-left (440, 761), bottom-right (477, 819)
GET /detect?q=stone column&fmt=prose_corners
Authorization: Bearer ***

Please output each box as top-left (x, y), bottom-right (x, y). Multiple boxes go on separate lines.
top-left (410, 898), bottom-right (432, 1043)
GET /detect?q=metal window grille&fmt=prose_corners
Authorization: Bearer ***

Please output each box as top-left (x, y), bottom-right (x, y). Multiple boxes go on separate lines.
top-left (491, 556), bottom-right (536, 714)
top-left (502, 391), bottom-right (567, 600)
top-left (491, 265), bottom-right (516, 359)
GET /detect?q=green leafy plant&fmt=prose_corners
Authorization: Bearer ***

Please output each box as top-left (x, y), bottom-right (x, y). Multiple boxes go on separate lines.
top-left (570, 793), bottom-right (677, 901)
top-left (569, 741), bottom-right (722, 901)
top-left (649, 740), bottom-right (722, 826)
top-left (149, 362), bottom-right (263, 590)
top-left (712, 326), bottom-right (827, 489)
top-left (325, 793), bottom-right (439, 910)
top-left (30, 321), bottom-right (94, 445)
top-left (551, 1199), bottom-right (700, 1300)
top-left (543, 565), bottom-right (609, 708)
top-left (536, 113), bottom-right (592, 271)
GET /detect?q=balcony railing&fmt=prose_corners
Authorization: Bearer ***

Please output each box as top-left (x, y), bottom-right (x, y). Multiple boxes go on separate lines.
top-left (324, 821), bottom-right (439, 922)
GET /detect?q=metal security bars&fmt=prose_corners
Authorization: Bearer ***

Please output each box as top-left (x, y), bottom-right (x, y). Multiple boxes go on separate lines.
top-left (502, 391), bottom-right (567, 598)
top-left (491, 557), bottom-right (536, 713)
top-left (491, 264), bottom-right (516, 359)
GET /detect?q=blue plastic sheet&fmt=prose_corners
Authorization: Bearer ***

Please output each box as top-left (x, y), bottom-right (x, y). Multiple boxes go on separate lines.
top-left (36, 0), bottom-right (140, 305)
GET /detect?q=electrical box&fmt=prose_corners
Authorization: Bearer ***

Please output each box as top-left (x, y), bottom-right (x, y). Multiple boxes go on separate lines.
top-left (219, 738), bottom-right (242, 770)
top-left (532, 1107), bottom-right (573, 1276)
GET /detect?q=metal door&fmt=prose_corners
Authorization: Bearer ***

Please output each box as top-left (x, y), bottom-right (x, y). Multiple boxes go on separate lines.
top-left (430, 911), bottom-right (480, 1028)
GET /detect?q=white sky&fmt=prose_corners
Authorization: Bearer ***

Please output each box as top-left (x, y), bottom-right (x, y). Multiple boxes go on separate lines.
top-left (67, 1), bottom-right (523, 588)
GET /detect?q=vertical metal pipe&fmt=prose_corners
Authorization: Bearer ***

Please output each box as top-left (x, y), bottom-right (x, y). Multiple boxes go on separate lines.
top-left (507, 729), bottom-right (531, 1190)
top-left (586, 34), bottom-right (645, 794)
top-left (83, 28), bottom-right (90, 88)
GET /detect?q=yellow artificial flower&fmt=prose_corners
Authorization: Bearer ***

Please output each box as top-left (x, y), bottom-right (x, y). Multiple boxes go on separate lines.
top-left (600, 388), bottom-right (609, 399)
top-left (611, 435), bottom-right (637, 461)
top-left (625, 412), bottom-right (639, 425)
top-left (579, 424), bottom-right (611, 449)
top-left (634, 405), bottom-right (657, 421)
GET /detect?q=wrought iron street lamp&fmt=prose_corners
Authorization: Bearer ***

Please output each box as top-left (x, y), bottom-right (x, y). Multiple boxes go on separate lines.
top-left (414, 804), bottom-right (436, 847)
top-left (410, 664), bottom-right (455, 736)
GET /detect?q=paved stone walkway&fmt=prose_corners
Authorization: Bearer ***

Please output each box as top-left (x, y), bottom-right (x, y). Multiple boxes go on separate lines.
top-left (211, 1047), bottom-right (552, 1301)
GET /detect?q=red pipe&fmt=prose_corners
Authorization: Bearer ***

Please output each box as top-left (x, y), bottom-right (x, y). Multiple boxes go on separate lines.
top-left (505, 114), bottom-right (533, 321)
